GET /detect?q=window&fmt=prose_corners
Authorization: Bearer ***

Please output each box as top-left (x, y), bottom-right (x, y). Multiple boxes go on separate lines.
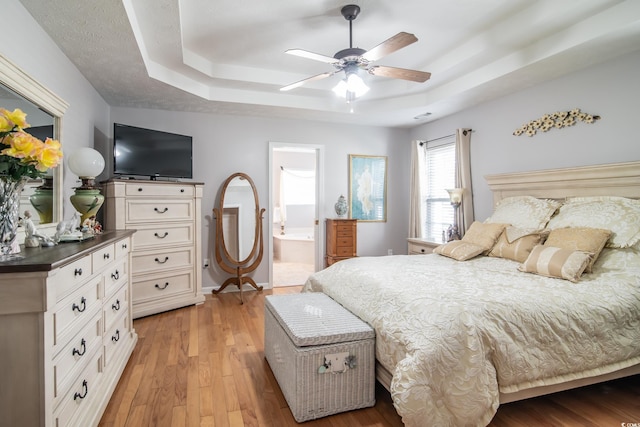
top-left (418, 137), bottom-right (456, 242)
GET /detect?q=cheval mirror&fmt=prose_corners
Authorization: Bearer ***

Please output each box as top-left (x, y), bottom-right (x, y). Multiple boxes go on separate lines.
top-left (212, 172), bottom-right (265, 304)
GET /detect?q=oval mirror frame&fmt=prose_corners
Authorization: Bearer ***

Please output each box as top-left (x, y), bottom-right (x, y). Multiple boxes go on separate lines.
top-left (212, 172), bottom-right (265, 304)
top-left (218, 172), bottom-right (260, 265)
top-left (0, 54), bottom-right (68, 236)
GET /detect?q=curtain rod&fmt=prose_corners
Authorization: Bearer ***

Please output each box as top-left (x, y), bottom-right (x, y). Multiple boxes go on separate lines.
top-left (419, 129), bottom-right (474, 146)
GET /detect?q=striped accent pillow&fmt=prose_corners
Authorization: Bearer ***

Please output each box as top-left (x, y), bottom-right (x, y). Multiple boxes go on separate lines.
top-left (434, 241), bottom-right (485, 261)
top-left (518, 245), bottom-right (591, 282)
top-left (489, 228), bottom-right (546, 263)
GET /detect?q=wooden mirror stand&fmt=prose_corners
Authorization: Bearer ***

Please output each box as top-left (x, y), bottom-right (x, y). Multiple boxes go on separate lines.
top-left (212, 172), bottom-right (265, 304)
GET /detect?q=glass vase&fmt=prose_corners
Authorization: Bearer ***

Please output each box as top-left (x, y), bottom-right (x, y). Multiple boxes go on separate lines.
top-left (0, 176), bottom-right (29, 261)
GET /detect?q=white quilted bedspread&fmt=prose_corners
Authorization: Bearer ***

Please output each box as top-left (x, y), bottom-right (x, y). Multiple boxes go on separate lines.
top-left (302, 251), bottom-right (640, 427)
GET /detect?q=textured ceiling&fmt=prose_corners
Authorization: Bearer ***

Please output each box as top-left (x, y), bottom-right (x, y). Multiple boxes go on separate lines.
top-left (18, 0), bottom-right (640, 128)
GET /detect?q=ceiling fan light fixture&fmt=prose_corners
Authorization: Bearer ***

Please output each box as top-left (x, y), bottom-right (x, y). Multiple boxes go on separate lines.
top-left (332, 71), bottom-right (369, 100)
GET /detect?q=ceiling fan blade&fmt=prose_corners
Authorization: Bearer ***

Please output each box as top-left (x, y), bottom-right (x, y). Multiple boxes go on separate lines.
top-left (361, 32), bottom-right (418, 62)
top-left (280, 71), bottom-right (337, 92)
top-left (285, 49), bottom-right (339, 65)
top-left (369, 66), bottom-right (431, 83)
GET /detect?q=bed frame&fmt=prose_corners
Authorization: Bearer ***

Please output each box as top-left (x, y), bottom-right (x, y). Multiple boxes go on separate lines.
top-left (377, 160), bottom-right (640, 403)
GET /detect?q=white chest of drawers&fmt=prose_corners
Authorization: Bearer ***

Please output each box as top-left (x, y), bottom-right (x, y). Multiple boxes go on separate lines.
top-left (104, 180), bottom-right (205, 318)
top-left (0, 230), bottom-right (137, 427)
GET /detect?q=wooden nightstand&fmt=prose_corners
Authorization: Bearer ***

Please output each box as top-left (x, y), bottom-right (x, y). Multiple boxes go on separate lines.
top-left (407, 238), bottom-right (440, 255)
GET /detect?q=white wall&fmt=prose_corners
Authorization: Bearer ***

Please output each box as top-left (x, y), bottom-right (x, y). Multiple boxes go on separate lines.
top-left (110, 108), bottom-right (411, 289)
top-left (2, 0), bottom-right (111, 219)
top-left (410, 50), bottom-right (640, 222)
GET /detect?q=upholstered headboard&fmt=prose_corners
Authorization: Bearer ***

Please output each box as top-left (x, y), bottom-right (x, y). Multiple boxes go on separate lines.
top-left (485, 161), bottom-right (640, 204)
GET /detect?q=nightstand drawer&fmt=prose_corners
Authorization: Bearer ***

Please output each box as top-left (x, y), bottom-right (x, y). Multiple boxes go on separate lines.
top-left (407, 239), bottom-right (439, 255)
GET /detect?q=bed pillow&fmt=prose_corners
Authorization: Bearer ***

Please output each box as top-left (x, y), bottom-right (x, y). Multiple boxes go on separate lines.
top-left (488, 227), bottom-right (547, 263)
top-left (485, 196), bottom-right (561, 230)
top-left (434, 241), bottom-right (485, 261)
top-left (547, 196), bottom-right (640, 248)
top-left (461, 221), bottom-right (508, 252)
top-left (518, 245), bottom-right (591, 282)
top-left (543, 227), bottom-right (611, 273)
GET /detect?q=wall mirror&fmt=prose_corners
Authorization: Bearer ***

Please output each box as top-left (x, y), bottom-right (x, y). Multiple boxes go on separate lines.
top-left (0, 54), bottom-right (68, 236)
top-left (212, 172), bottom-right (264, 304)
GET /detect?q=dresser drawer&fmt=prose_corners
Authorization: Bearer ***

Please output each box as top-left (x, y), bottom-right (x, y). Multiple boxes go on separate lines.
top-left (336, 225), bottom-right (353, 234)
top-left (132, 247), bottom-right (194, 275)
top-left (54, 347), bottom-right (103, 427)
top-left (115, 237), bottom-right (131, 259)
top-left (132, 223), bottom-right (193, 250)
top-left (104, 310), bottom-right (132, 369)
top-left (125, 183), bottom-right (195, 198)
top-left (53, 256), bottom-right (93, 302)
top-left (133, 270), bottom-right (193, 302)
top-left (92, 243), bottom-right (115, 272)
top-left (104, 258), bottom-right (128, 299)
top-left (53, 275), bottom-right (102, 350)
top-left (126, 199), bottom-right (194, 223)
top-left (336, 237), bottom-right (353, 247)
top-left (335, 246), bottom-right (354, 256)
top-left (104, 284), bottom-right (128, 333)
top-left (53, 312), bottom-right (101, 405)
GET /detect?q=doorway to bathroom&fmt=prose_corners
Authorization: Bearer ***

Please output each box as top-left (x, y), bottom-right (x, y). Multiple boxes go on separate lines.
top-left (268, 143), bottom-right (324, 287)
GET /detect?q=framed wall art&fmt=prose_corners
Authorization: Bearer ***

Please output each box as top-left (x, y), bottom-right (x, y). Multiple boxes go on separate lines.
top-left (348, 154), bottom-right (387, 222)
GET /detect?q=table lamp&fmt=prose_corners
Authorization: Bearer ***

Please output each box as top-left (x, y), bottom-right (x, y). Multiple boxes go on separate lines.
top-left (68, 147), bottom-right (106, 224)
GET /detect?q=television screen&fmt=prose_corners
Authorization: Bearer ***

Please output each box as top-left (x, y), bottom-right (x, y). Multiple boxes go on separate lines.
top-left (113, 123), bottom-right (193, 179)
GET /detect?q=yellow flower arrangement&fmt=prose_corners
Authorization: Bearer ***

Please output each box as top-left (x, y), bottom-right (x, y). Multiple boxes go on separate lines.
top-left (513, 108), bottom-right (600, 137)
top-left (0, 108), bottom-right (63, 180)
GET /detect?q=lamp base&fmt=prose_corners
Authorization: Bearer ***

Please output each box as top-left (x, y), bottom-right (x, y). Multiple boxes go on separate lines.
top-left (70, 188), bottom-right (105, 224)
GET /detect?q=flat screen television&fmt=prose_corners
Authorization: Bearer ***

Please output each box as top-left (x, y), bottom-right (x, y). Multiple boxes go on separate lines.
top-left (113, 123), bottom-right (193, 180)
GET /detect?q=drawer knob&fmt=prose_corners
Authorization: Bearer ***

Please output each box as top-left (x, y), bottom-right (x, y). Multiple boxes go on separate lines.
top-left (112, 299), bottom-right (121, 311)
top-left (421, 248), bottom-right (425, 253)
top-left (155, 282), bottom-right (170, 290)
top-left (122, 243), bottom-right (128, 249)
top-left (138, 187), bottom-right (143, 192)
top-left (73, 380), bottom-right (88, 401)
top-left (154, 207), bottom-right (169, 214)
top-left (72, 297), bottom-right (87, 313)
top-left (103, 253), bottom-right (110, 260)
top-left (180, 188), bottom-right (185, 193)
top-left (112, 329), bottom-right (120, 342)
top-left (74, 268), bottom-right (83, 277)
top-left (72, 338), bottom-right (86, 357)
top-left (155, 256), bottom-right (169, 264)
top-left (154, 232), bottom-right (169, 239)
top-left (111, 270), bottom-right (120, 280)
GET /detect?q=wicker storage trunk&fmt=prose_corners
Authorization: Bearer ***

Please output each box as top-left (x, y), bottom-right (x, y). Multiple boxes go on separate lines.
top-left (264, 293), bottom-right (375, 422)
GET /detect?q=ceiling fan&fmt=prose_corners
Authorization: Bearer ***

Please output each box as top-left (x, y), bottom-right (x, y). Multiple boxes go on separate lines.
top-left (280, 4), bottom-right (431, 101)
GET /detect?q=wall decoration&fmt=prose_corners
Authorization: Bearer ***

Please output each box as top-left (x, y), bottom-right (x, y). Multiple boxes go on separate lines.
top-left (349, 155), bottom-right (387, 222)
top-left (513, 108), bottom-right (601, 137)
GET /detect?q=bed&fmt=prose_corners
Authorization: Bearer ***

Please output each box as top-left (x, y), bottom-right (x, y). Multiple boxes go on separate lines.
top-left (302, 161), bottom-right (640, 426)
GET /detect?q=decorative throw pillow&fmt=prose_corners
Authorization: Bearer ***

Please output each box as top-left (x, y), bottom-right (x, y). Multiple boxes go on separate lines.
top-left (434, 241), bottom-right (485, 261)
top-left (544, 227), bottom-right (611, 273)
top-left (485, 196), bottom-right (561, 230)
top-left (519, 245), bottom-right (591, 282)
top-left (488, 227), bottom-right (547, 263)
top-left (461, 221), bottom-right (508, 252)
top-left (547, 196), bottom-right (640, 248)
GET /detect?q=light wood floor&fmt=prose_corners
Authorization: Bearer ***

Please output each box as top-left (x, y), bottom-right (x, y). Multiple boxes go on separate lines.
top-left (100, 286), bottom-right (640, 426)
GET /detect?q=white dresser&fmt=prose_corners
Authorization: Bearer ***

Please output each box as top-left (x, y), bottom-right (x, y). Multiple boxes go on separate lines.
top-left (0, 230), bottom-right (137, 427)
top-left (104, 180), bottom-right (205, 318)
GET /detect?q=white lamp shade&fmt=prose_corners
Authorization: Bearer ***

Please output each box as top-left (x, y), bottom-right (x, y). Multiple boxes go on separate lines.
top-left (68, 147), bottom-right (105, 178)
top-left (446, 188), bottom-right (464, 204)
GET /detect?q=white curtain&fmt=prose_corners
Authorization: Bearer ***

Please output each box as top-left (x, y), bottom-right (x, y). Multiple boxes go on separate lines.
top-left (455, 128), bottom-right (474, 234)
top-left (409, 140), bottom-right (423, 238)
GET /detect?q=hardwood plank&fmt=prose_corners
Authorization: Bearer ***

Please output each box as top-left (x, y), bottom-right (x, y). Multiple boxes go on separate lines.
top-left (100, 286), bottom-right (640, 427)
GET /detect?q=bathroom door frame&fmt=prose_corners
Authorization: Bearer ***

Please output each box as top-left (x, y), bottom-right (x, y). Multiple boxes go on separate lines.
top-left (268, 142), bottom-right (325, 288)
